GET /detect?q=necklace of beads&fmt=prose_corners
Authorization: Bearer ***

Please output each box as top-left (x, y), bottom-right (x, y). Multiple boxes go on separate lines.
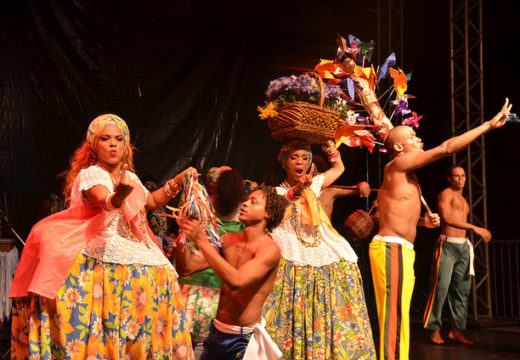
top-left (281, 180), bottom-right (321, 248)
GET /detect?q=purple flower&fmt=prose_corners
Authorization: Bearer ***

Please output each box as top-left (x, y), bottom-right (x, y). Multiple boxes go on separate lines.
top-left (264, 74), bottom-right (350, 116)
top-left (392, 100), bottom-right (411, 116)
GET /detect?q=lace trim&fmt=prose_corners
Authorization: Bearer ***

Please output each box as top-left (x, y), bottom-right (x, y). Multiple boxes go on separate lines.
top-left (69, 165), bottom-right (164, 266)
top-left (82, 234), bottom-right (172, 267)
top-left (272, 220), bottom-right (358, 266)
top-left (77, 166), bottom-right (114, 193)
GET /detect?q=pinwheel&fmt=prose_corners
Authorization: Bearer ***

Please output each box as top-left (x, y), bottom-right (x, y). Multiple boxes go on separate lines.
top-left (390, 67), bottom-right (408, 98)
top-left (377, 52), bottom-right (397, 83)
top-left (334, 123), bottom-right (383, 153)
top-left (402, 112), bottom-right (423, 129)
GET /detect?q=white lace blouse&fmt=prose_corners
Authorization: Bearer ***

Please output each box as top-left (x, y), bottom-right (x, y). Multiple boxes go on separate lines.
top-left (272, 174), bottom-right (358, 266)
top-left (71, 165), bottom-right (172, 268)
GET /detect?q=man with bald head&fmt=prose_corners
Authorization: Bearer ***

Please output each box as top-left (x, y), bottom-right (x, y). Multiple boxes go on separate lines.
top-left (369, 99), bottom-right (512, 360)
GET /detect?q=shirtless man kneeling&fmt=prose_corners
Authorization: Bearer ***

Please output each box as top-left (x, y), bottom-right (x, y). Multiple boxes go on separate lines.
top-left (178, 186), bottom-right (288, 360)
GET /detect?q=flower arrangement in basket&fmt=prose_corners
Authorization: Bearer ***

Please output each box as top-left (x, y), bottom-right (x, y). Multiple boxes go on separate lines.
top-left (259, 33), bottom-right (424, 152)
top-left (258, 72), bottom-right (350, 144)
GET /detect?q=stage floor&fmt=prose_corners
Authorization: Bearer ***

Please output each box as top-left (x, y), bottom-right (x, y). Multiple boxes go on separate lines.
top-left (1, 319), bottom-right (519, 359)
top-left (408, 320), bottom-right (520, 359)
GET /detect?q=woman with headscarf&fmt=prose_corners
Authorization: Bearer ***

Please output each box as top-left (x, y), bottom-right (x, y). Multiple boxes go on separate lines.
top-left (262, 139), bottom-right (376, 359)
top-left (9, 114), bottom-right (194, 359)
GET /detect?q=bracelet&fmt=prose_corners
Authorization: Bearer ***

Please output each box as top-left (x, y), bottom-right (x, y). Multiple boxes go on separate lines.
top-left (105, 192), bottom-right (119, 211)
top-left (326, 149), bottom-right (340, 158)
top-left (327, 150), bottom-right (341, 162)
top-left (170, 180), bottom-right (182, 193)
top-left (164, 179), bottom-right (182, 198)
top-left (163, 182), bottom-right (176, 197)
top-left (286, 186), bottom-right (302, 201)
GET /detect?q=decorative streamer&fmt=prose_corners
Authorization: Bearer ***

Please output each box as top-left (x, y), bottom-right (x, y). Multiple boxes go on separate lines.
top-left (162, 171), bottom-right (221, 250)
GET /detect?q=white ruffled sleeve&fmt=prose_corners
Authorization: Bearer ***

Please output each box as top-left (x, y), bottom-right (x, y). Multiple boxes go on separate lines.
top-left (77, 166), bottom-right (114, 193)
top-left (69, 165), bottom-right (114, 207)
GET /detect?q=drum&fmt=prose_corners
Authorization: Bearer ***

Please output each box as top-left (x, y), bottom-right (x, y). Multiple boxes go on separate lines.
top-left (343, 209), bottom-right (376, 242)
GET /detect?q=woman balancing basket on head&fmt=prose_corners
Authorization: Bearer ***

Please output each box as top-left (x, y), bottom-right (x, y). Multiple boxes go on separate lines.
top-left (256, 32), bottom-right (413, 356)
top-left (257, 72), bottom-right (391, 358)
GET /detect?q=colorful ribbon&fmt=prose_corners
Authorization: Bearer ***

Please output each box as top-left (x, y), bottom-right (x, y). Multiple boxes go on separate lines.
top-left (163, 171), bottom-right (221, 250)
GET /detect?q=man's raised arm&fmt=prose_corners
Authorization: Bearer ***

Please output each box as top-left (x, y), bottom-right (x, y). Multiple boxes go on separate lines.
top-left (394, 98), bottom-right (511, 173)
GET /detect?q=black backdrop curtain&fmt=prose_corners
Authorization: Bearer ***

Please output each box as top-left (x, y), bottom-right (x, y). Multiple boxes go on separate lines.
top-left (0, 0), bottom-right (377, 239)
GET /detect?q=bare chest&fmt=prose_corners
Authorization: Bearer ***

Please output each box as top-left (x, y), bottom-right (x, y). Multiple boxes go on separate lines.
top-left (451, 194), bottom-right (469, 214)
top-left (223, 244), bottom-right (256, 268)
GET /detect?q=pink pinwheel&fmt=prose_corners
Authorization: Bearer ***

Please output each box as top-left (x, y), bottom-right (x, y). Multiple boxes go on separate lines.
top-left (402, 112), bottom-right (423, 129)
top-left (349, 41), bottom-right (360, 60)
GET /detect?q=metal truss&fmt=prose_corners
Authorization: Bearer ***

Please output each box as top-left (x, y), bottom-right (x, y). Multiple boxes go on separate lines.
top-left (374, 0), bottom-right (403, 187)
top-left (450, 0), bottom-right (492, 320)
top-left (377, 0), bottom-right (403, 69)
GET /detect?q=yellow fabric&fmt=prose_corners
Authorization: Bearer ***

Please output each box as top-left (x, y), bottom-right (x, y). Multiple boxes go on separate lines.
top-left (283, 188), bottom-right (342, 237)
top-left (11, 253), bottom-right (194, 359)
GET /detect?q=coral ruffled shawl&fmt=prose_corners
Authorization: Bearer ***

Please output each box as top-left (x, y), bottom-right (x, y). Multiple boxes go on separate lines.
top-left (9, 180), bottom-right (160, 299)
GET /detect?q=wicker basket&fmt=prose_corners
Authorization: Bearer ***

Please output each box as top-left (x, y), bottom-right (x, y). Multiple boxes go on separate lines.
top-left (343, 209), bottom-right (376, 242)
top-left (266, 72), bottom-right (342, 144)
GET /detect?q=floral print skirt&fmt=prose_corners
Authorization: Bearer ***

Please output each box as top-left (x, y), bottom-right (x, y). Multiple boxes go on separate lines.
top-left (180, 284), bottom-right (220, 340)
top-left (263, 257), bottom-right (376, 360)
top-left (11, 253), bottom-right (194, 359)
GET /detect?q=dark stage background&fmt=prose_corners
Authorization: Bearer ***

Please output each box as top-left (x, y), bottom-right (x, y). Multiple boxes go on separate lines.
top-left (1, 0), bottom-right (519, 318)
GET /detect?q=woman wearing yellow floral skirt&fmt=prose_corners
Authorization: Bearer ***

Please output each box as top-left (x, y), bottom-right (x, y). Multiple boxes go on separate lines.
top-left (263, 140), bottom-right (376, 359)
top-left (9, 114), bottom-right (194, 359)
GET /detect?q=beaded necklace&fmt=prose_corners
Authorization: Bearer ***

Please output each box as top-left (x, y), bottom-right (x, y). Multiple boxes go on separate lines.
top-left (281, 180), bottom-right (321, 248)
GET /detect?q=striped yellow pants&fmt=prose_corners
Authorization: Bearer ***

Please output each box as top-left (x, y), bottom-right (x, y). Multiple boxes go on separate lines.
top-left (369, 235), bottom-right (416, 360)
